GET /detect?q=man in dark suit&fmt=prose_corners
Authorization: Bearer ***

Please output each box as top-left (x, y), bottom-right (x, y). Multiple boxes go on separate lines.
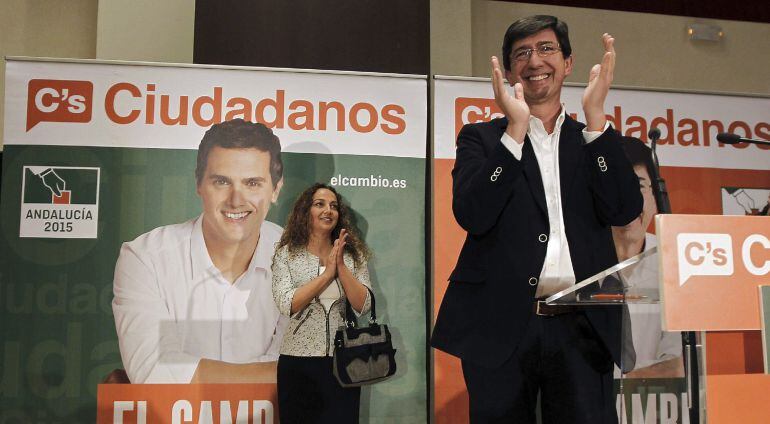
top-left (431, 15), bottom-right (642, 423)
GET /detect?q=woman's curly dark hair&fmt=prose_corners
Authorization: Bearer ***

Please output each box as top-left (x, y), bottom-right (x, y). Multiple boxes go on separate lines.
top-left (276, 183), bottom-right (370, 266)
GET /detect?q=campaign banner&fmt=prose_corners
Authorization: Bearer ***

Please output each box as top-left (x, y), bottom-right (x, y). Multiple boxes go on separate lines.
top-left (434, 78), bottom-right (770, 169)
top-left (657, 214), bottom-right (770, 331)
top-left (97, 384), bottom-right (278, 424)
top-left (432, 76), bottom-right (770, 423)
top-left (1, 58), bottom-right (427, 423)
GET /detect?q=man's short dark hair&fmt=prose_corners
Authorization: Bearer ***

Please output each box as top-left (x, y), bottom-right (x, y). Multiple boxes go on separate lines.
top-left (502, 15), bottom-right (572, 71)
top-left (195, 119), bottom-right (283, 188)
top-left (620, 136), bottom-right (659, 207)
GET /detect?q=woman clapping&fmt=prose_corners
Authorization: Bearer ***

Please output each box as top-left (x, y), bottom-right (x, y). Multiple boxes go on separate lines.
top-left (271, 183), bottom-right (372, 423)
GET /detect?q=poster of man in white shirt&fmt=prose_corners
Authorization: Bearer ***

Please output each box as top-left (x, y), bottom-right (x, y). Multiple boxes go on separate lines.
top-left (613, 136), bottom-right (684, 378)
top-left (112, 119), bottom-right (289, 384)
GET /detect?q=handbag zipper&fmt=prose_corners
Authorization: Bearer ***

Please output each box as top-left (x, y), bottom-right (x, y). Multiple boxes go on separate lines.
top-left (325, 296), bottom-right (344, 356)
top-left (321, 278), bottom-right (346, 356)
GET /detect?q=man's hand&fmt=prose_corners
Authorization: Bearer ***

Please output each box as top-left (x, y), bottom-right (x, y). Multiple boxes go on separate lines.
top-left (491, 56), bottom-right (529, 143)
top-left (624, 356), bottom-right (684, 379)
top-left (191, 359), bottom-right (278, 383)
top-left (39, 168), bottom-right (66, 197)
top-left (582, 33), bottom-right (615, 132)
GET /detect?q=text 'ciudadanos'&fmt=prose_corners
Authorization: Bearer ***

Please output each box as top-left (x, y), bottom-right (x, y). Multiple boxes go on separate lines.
top-left (27, 81), bottom-right (407, 134)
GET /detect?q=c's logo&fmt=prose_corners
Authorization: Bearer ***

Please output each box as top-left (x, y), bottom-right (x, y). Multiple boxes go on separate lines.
top-left (677, 233), bottom-right (734, 286)
top-left (26, 79), bottom-right (93, 130)
top-left (454, 98), bottom-right (504, 138)
top-left (676, 232), bottom-right (770, 286)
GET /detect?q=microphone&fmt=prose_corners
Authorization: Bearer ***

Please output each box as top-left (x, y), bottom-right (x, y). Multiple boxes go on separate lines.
top-left (646, 126), bottom-right (671, 214)
top-left (648, 128), bottom-right (661, 143)
top-left (716, 132), bottom-right (770, 146)
top-left (648, 128), bottom-right (662, 156)
top-left (648, 127), bottom-right (661, 160)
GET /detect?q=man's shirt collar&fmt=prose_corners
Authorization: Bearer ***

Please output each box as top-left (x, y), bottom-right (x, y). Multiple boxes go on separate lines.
top-left (190, 215), bottom-right (266, 282)
top-left (191, 215), bottom-right (217, 281)
top-left (528, 104), bottom-right (566, 139)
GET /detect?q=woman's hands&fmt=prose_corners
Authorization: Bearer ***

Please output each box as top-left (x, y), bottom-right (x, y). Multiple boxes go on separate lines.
top-left (335, 229), bottom-right (348, 268)
top-left (287, 230), bottom-right (355, 315)
top-left (322, 228), bottom-right (349, 279)
top-left (290, 228), bottom-right (365, 315)
top-left (332, 229), bottom-right (368, 313)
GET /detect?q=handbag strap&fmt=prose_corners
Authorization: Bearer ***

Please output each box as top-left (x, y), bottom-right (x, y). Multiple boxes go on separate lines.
top-left (344, 286), bottom-right (376, 328)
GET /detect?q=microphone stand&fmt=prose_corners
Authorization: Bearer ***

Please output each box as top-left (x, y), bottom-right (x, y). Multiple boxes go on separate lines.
top-left (649, 130), bottom-right (701, 424)
top-left (717, 132), bottom-right (770, 147)
top-left (649, 132), bottom-right (671, 215)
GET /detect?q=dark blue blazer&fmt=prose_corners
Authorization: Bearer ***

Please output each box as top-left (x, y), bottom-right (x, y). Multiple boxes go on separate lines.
top-left (431, 115), bottom-right (643, 368)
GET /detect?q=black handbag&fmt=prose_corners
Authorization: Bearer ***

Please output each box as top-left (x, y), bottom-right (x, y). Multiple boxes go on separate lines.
top-left (332, 287), bottom-right (397, 387)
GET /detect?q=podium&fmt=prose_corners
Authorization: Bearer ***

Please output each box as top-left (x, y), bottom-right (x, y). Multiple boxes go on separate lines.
top-left (546, 247), bottom-right (693, 423)
top-left (546, 214), bottom-right (770, 423)
top-left (655, 214), bottom-right (770, 423)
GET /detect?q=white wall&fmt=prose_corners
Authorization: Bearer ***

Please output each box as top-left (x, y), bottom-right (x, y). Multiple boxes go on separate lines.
top-left (466, 1), bottom-right (770, 95)
top-left (431, 0), bottom-right (474, 77)
top-left (96, 0), bottom-right (194, 63)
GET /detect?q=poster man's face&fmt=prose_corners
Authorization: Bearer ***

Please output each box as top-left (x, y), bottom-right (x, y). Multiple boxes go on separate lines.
top-left (635, 165), bottom-right (658, 233)
top-left (505, 29), bottom-right (573, 106)
top-left (616, 164), bottom-right (658, 240)
top-left (197, 146), bottom-right (281, 249)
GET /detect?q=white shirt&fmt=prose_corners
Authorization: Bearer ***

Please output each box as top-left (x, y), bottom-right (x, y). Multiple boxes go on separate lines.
top-left (621, 234), bottom-right (682, 369)
top-left (501, 108), bottom-right (607, 296)
top-left (317, 265), bottom-right (341, 311)
top-left (112, 215), bottom-right (288, 384)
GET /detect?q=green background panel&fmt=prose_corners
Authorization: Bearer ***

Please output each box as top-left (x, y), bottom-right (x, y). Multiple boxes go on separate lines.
top-left (0, 145), bottom-right (426, 423)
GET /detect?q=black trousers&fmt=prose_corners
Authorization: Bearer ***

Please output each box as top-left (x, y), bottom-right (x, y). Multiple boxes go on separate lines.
top-left (461, 312), bottom-right (617, 424)
top-left (277, 355), bottom-right (360, 424)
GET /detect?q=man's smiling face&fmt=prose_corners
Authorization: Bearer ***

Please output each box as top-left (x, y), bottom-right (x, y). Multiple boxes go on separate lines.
top-left (506, 28), bottom-right (573, 106)
top-left (197, 146), bottom-right (281, 250)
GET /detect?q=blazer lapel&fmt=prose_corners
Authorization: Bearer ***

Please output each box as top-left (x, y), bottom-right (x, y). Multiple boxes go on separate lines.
top-left (494, 117), bottom-right (547, 216)
top-left (559, 115), bottom-right (585, 201)
top-left (521, 137), bottom-right (548, 216)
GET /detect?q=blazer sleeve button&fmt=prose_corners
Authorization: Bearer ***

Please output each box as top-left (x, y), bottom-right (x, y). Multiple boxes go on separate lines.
top-left (528, 277), bottom-right (538, 286)
top-left (538, 234), bottom-right (548, 243)
top-left (597, 156), bottom-right (608, 172)
top-left (490, 166), bottom-right (503, 181)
